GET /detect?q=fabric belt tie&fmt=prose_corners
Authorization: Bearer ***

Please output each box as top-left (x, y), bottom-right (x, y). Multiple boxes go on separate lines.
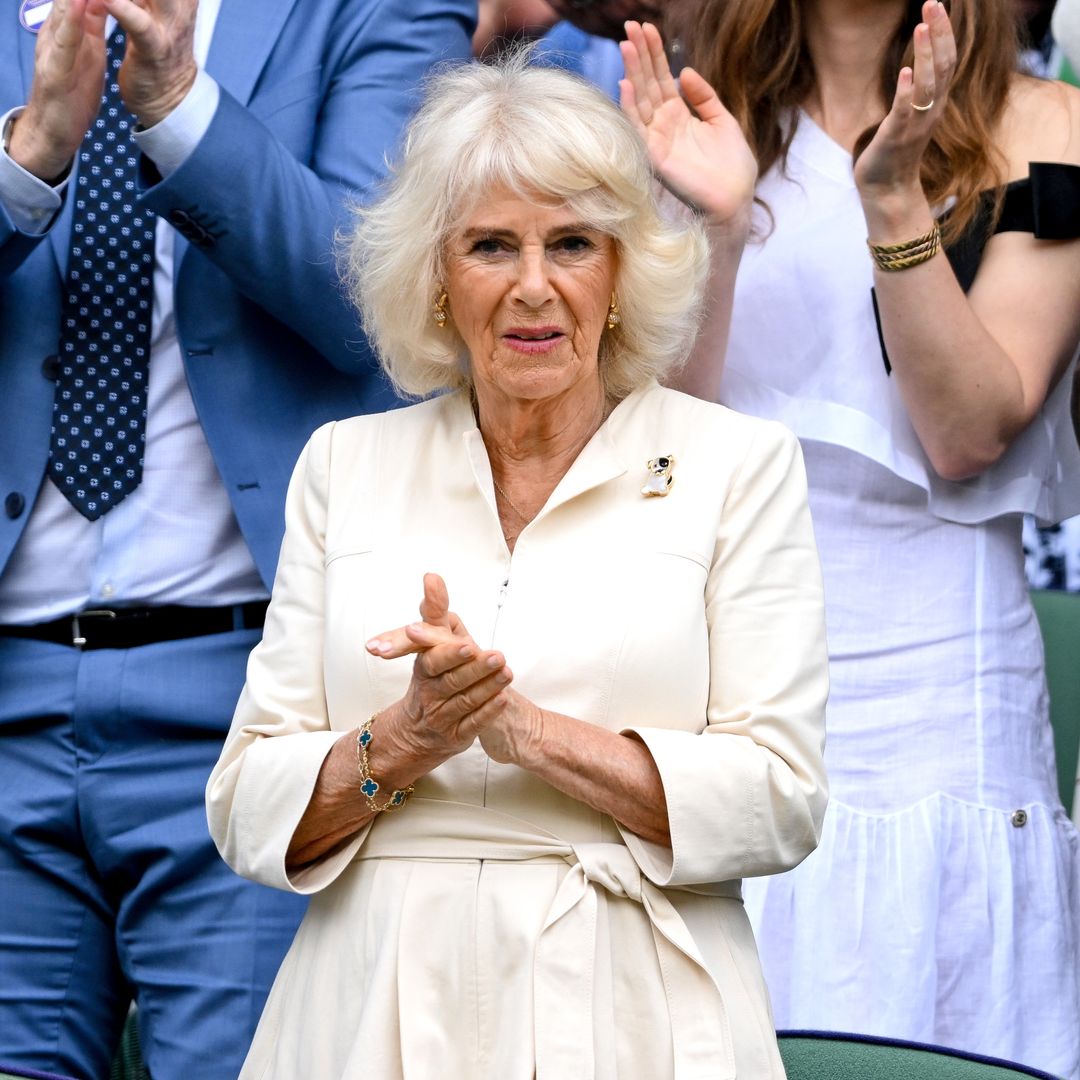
top-left (359, 799), bottom-right (738, 1080)
top-left (0, 601), bottom-right (268, 650)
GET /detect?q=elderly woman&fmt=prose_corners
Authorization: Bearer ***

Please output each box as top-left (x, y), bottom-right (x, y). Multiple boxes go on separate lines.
top-left (206, 55), bottom-right (828, 1079)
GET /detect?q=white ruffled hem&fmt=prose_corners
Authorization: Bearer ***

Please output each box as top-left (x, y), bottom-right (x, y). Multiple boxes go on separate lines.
top-left (743, 791), bottom-right (1080, 1079)
top-left (721, 366), bottom-right (1080, 527)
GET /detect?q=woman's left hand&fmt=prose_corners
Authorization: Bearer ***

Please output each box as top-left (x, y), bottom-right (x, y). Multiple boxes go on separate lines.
top-left (853, 0), bottom-right (957, 204)
top-left (619, 20), bottom-right (756, 228)
top-left (472, 686), bottom-right (546, 766)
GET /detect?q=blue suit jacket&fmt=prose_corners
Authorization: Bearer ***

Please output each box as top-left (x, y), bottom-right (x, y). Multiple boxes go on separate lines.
top-left (0, 0), bottom-right (474, 587)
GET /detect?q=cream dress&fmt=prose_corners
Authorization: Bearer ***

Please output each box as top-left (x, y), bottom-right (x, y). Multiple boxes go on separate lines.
top-left (725, 114), bottom-right (1080, 1079)
top-left (206, 382), bottom-right (830, 1079)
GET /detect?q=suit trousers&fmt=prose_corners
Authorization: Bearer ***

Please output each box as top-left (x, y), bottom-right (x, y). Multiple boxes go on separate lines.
top-left (0, 630), bottom-right (306, 1080)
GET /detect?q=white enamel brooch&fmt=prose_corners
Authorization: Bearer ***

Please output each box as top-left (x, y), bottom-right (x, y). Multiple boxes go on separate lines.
top-left (641, 454), bottom-right (675, 497)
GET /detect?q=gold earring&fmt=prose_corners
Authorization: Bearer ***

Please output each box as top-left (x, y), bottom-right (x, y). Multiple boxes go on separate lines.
top-left (433, 291), bottom-right (448, 328)
top-left (606, 293), bottom-right (620, 331)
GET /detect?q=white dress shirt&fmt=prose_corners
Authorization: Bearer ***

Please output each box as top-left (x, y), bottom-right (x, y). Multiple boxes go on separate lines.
top-left (0, 0), bottom-right (269, 623)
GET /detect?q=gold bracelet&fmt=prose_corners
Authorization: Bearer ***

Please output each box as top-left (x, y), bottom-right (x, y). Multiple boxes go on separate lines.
top-left (867, 224), bottom-right (941, 272)
top-left (355, 713), bottom-right (414, 813)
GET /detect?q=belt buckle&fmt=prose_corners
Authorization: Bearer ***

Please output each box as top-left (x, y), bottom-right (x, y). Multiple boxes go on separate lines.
top-left (71, 608), bottom-right (118, 648)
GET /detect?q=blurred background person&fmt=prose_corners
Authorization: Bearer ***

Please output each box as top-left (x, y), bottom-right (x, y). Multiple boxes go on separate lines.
top-left (1055, 0), bottom-right (1080, 73)
top-left (0, 0), bottom-right (472, 1077)
top-left (1016, 0), bottom-right (1066, 76)
top-left (207, 55), bottom-right (829, 1078)
top-left (625, 0), bottom-right (1080, 1074)
top-left (474, 0), bottom-right (559, 55)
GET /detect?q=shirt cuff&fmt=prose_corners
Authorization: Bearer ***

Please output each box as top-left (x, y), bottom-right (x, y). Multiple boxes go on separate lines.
top-left (133, 68), bottom-right (221, 179)
top-left (0, 107), bottom-right (67, 235)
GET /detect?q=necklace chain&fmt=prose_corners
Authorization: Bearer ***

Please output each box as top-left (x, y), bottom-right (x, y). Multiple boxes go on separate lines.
top-left (491, 475), bottom-right (533, 524)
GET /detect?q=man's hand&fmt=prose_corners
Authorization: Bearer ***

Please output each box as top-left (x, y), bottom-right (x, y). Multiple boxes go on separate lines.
top-left (8, 0), bottom-right (108, 182)
top-left (104, 0), bottom-right (198, 128)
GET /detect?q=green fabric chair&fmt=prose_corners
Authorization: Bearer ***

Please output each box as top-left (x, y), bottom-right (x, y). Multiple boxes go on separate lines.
top-left (1031, 589), bottom-right (1080, 819)
top-left (778, 1031), bottom-right (1062, 1079)
top-left (109, 1008), bottom-right (149, 1080)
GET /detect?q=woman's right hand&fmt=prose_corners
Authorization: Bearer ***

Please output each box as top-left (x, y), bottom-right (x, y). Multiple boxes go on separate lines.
top-left (619, 20), bottom-right (756, 229)
top-left (366, 573), bottom-right (513, 764)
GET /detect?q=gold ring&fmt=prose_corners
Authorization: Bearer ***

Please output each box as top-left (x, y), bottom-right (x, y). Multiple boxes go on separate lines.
top-left (911, 99), bottom-right (934, 112)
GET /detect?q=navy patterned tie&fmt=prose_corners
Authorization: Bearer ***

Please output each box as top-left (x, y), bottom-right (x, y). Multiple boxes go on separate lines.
top-left (49, 27), bottom-right (155, 520)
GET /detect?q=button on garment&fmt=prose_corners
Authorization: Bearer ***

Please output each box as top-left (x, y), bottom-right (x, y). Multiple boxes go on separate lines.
top-left (48, 28), bottom-right (155, 521)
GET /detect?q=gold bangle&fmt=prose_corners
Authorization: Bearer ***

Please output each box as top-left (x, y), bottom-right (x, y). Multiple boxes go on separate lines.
top-left (867, 224), bottom-right (941, 272)
top-left (875, 244), bottom-right (940, 271)
top-left (873, 236), bottom-right (938, 262)
top-left (355, 713), bottom-right (414, 813)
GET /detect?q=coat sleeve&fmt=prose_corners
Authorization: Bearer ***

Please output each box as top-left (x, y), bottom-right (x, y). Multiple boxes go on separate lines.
top-left (620, 420), bottom-right (830, 888)
top-left (137, 0), bottom-right (475, 374)
top-left (206, 421), bottom-right (375, 893)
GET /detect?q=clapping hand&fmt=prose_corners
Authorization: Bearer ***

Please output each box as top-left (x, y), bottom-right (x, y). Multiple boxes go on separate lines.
top-left (619, 20), bottom-right (756, 229)
top-left (366, 574), bottom-right (516, 761)
top-left (367, 574), bottom-right (545, 767)
top-left (853, 0), bottom-right (957, 201)
top-left (8, 0), bottom-right (201, 183)
top-left (8, 0), bottom-right (109, 181)
top-left (103, 0), bottom-right (199, 127)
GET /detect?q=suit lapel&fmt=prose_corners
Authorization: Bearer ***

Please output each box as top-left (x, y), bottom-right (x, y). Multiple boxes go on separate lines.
top-left (204, 0), bottom-right (299, 106)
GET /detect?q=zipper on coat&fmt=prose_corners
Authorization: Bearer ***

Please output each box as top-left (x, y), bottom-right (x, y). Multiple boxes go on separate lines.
top-left (489, 577), bottom-right (509, 648)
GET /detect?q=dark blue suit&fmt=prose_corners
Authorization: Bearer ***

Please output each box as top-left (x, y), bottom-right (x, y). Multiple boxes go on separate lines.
top-left (0, 2), bottom-right (473, 1076)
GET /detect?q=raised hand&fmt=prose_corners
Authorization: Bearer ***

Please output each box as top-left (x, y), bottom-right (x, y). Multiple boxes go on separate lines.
top-left (619, 20), bottom-right (756, 228)
top-left (102, 0), bottom-right (199, 127)
top-left (854, 0), bottom-right (957, 201)
top-left (366, 573), bottom-right (514, 760)
top-left (8, 0), bottom-right (108, 182)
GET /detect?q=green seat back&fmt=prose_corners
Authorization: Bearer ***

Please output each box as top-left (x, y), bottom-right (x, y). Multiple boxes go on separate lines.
top-left (108, 1008), bottom-right (149, 1080)
top-left (1031, 589), bottom-right (1080, 818)
top-left (778, 1032), bottom-right (1060, 1079)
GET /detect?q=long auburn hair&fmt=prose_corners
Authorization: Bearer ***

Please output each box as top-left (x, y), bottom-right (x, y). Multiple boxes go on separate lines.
top-left (676, 0), bottom-right (1020, 244)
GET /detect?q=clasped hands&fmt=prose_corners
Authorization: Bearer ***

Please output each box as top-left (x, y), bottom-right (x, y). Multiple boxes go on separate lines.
top-left (365, 573), bottom-right (543, 769)
top-left (10, 0), bottom-right (198, 182)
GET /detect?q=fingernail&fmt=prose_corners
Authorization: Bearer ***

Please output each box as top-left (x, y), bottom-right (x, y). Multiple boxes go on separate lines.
top-left (459, 644), bottom-right (474, 658)
top-left (496, 670), bottom-right (511, 684)
top-left (486, 654), bottom-right (503, 669)
top-left (366, 639), bottom-right (381, 651)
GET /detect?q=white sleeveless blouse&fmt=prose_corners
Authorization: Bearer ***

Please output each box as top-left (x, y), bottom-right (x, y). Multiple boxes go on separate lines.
top-left (722, 111), bottom-right (1080, 527)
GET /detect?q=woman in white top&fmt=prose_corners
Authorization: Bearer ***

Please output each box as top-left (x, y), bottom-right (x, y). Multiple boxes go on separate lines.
top-left (621, 2), bottom-right (1080, 1076)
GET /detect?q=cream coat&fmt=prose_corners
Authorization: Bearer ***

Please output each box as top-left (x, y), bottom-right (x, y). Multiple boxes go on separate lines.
top-left (206, 381), bottom-right (829, 1079)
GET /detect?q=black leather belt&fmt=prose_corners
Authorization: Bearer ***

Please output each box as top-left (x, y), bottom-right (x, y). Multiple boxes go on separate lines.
top-left (0, 601), bottom-right (269, 650)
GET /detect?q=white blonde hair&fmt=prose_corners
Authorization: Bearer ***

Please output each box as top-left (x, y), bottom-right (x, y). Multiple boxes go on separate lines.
top-left (342, 52), bottom-right (709, 400)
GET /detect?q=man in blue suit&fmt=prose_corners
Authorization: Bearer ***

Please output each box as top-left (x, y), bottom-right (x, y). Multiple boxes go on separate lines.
top-left (0, 0), bottom-right (473, 1076)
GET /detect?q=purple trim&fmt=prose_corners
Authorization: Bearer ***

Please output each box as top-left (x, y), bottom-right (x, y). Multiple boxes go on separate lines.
top-left (0, 1065), bottom-right (79, 1080)
top-left (777, 1031), bottom-right (1062, 1080)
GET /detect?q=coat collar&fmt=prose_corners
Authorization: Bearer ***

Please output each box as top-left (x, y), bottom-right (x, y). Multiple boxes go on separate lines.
top-left (457, 381), bottom-right (666, 531)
